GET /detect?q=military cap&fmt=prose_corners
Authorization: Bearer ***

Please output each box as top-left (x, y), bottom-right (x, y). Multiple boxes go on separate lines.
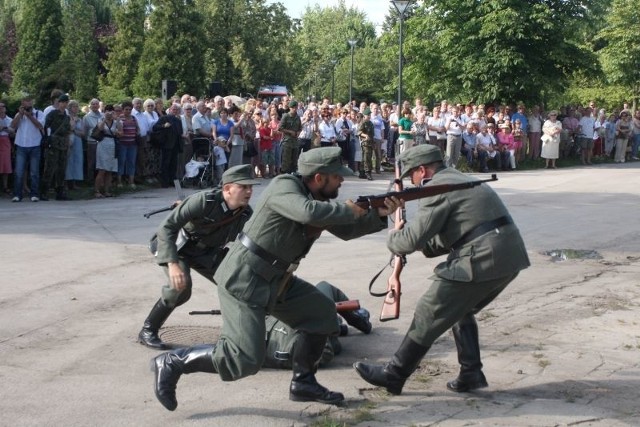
top-left (58, 94), bottom-right (70, 103)
top-left (362, 107), bottom-right (371, 115)
top-left (288, 100), bottom-right (298, 108)
top-left (298, 147), bottom-right (354, 176)
top-left (398, 144), bottom-right (443, 179)
top-left (221, 164), bottom-right (261, 185)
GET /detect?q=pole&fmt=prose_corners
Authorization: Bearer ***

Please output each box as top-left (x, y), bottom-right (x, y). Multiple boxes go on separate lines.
top-left (397, 13), bottom-right (404, 108)
top-left (348, 39), bottom-right (357, 107)
top-left (331, 68), bottom-right (336, 105)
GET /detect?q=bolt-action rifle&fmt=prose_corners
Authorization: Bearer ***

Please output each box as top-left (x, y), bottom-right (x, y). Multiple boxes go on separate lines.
top-left (367, 171), bottom-right (498, 321)
top-left (188, 300), bottom-right (361, 316)
top-left (143, 179), bottom-right (185, 218)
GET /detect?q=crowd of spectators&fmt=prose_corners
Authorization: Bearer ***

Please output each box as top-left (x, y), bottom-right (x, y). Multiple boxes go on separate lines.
top-left (1, 91), bottom-right (638, 202)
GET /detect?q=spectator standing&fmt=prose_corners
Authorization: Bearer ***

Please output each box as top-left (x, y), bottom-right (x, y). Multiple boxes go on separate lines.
top-left (630, 110), bottom-right (640, 160)
top-left (0, 101), bottom-right (14, 195)
top-left (444, 106), bottom-right (463, 168)
top-left (351, 110), bottom-right (364, 176)
top-left (11, 97), bottom-right (45, 202)
top-left (577, 107), bottom-right (596, 165)
top-left (153, 103), bottom-right (183, 187)
top-left (143, 99), bottom-right (162, 184)
top-left (541, 111), bottom-right (562, 169)
top-left (411, 112), bottom-right (428, 147)
top-left (460, 123), bottom-right (477, 165)
top-left (84, 99), bottom-right (104, 183)
top-left (228, 107), bottom-right (244, 168)
top-left (132, 98), bottom-right (149, 185)
top-left (614, 110), bottom-right (632, 163)
top-left (428, 107), bottom-right (446, 154)
top-left (41, 94), bottom-right (71, 201)
top-left (94, 105), bottom-right (120, 198)
top-left (258, 117), bottom-right (274, 178)
top-left (298, 109), bottom-right (316, 154)
top-left (370, 104), bottom-right (385, 173)
top-left (397, 108), bottom-right (414, 154)
top-left (334, 108), bottom-right (353, 167)
top-left (64, 100), bottom-right (84, 189)
top-left (527, 105), bottom-right (543, 160)
top-left (277, 101), bottom-right (302, 173)
top-left (117, 101), bottom-right (139, 188)
top-left (604, 113), bottom-right (617, 157)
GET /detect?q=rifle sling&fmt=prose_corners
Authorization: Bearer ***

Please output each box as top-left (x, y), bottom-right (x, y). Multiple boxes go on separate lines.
top-left (368, 253), bottom-right (402, 297)
top-left (450, 215), bottom-right (512, 250)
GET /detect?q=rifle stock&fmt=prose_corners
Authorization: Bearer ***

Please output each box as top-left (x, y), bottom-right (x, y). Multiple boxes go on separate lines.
top-left (356, 174), bottom-right (497, 210)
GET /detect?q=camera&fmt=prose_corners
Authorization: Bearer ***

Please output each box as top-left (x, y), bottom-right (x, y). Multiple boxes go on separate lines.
top-left (24, 106), bottom-right (33, 112)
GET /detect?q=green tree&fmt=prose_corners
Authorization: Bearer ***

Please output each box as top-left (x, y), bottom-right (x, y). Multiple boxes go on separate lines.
top-left (401, 0), bottom-right (599, 106)
top-left (99, 0), bottom-right (146, 101)
top-left (57, 0), bottom-right (99, 101)
top-left (0, 0), bottom-right (19, 94)
top-left (597, 0), bottom-right (640, 110)
top-left (132, 0), bottom-right (206, 98)
top-left (11, 0), bottom-right (63, 98)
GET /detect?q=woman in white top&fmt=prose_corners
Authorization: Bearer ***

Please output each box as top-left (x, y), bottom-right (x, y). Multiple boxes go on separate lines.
top-left (541, 111), bottom-right (562, 169)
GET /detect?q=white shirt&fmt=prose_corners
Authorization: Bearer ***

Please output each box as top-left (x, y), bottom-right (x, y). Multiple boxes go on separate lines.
top-left (133, 108), bottom-right (149, 136)
top-left (14, 110), bottom-right (45, 148)
top-left (318, 120), bottom-right (337, 141)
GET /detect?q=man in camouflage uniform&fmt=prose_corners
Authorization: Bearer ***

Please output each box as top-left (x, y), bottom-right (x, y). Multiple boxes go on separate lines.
top-left (41, 94), bottom-right (71, 201)
top-left (138, 165), bottom-right (259, 350)
top-left (355, 144), bottom-right (530, 395)
top-left (358, 107), bottom-right (375, 180)
top-left (151, 147), bottom-right (401, 411)
top-left (278, 100), bottom-right (302, 173)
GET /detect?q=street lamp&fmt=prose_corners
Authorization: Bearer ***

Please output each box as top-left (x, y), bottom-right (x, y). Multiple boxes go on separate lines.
top-left (391, 0), bottom-right (412, 108)
top-left (330, 59), bottom-right (338, 104)
top-left (347, 39), bottom-right (357, 107)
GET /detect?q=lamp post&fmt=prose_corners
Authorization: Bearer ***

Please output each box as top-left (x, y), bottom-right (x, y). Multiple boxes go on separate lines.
top-left (347, 39), bottom-right (357, 107)
top-left (391, 0), bottom-right (412, 109)
top-left (330, 59), bottom-right (338, 104)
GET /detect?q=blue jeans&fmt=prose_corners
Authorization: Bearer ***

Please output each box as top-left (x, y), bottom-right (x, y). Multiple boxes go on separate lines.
top-left (13, 145), bottom-right (41, 199)
top-left (117, 144), bottom-right (138, 177)
top-left (631, 134), bottom-right (640, 158)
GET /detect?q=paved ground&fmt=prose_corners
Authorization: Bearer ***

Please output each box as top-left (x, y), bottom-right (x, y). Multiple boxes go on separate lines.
top-left (1, 163), bottom-right (639, 427)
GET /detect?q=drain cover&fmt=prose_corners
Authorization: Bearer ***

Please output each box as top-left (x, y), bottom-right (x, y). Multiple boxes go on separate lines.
top-left (542, 249), bottom-right (602, 261)
top-left (158, 325), bottom-right (221, 347)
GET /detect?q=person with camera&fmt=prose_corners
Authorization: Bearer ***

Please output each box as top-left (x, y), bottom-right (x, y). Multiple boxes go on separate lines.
top-left (11, 97), bottom-right (46, 202)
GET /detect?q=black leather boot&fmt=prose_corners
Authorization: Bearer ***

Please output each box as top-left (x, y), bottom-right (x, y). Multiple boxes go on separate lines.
top-left (138, 299), bottom-right (174, 350)
top-left (366, 172), bottom-right (373, 181)
top-left (341, 308), bottom-right (372, 334)
top-left (152, 344), bottom-right (217, 411)
top-left (289, 333), bottom-right (344, 405)
top-left (446, 313), bottom-right (488, 392)
top-left (354, 335), bottom-right (429, 395)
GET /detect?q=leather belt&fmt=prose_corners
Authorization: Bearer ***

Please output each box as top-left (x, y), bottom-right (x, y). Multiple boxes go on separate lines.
top-left (238, 233), bottom-right (298, 273)
top-left (451, 215), bottom-right (513, 250)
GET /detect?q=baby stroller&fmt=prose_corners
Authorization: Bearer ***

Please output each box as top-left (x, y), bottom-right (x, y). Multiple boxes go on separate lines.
top-left (182, 137), bottom-right (213, 188)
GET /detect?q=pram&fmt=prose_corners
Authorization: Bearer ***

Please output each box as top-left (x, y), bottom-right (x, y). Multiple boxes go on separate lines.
top-left (182, 137), bottom-right (213, 188)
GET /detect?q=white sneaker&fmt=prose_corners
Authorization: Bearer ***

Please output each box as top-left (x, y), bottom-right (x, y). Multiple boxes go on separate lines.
top-left (30, 196), bottom-right (39, 202)
top-left (12, 196), bottom-right (20, 202)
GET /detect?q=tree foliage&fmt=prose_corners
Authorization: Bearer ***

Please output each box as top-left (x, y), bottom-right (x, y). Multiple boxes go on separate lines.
top-left (596, 0), bottom-right (640, 108)
top-left (99, 0), bottom-right (146, 101)
top-left (402, 0), bottom-right (600, 106)
top-left (57, 0), bottom-right (99, 101)
top-left (11, 0), bottom-right (63, 98)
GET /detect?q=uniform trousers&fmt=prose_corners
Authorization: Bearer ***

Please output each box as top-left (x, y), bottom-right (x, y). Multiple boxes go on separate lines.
top-left (42, 147), bottom-right (68, 191)
top-left (280, 141), bottom-right (299, 173)
top-left (407, 273), bottom-right (518, 348)
top-left (160, 256), bottom-right (217, 308)
top-left (212, 275), bottom-right (338, 381)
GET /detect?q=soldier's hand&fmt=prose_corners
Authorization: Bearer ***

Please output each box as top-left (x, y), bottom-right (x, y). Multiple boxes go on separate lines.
top-left (377, 196), bottom-right (402, 217)
top-left (345, 200), bottom-right (367, 218)
top-left (168, 262), bottom-right (187, 291)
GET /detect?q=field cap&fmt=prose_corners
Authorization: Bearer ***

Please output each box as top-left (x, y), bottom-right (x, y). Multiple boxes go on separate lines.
top-left (221, 164), bottom-right (261, 185)
top-left (288, 100), bottom-right (298, 108)
top-left (298, 147), bottom-right (354, 176)
top-left (58, 94), bottom-right (70, 103)
top-left (398, 144), bottom-right (443, 179)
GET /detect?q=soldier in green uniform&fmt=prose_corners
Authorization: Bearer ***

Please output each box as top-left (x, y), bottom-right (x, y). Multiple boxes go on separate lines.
top-left (354, 144), bottom-right (530, 395)
top-left (151, 147), bottom-right (401, 411)
top-left (358, 108), bottom-right (374, 180)
top-left (138, 165), bottom-right (259, 350)
top-left (41, 94), bottom-right (71, 201)
top-left (278, 100), bottom-right (302, 174)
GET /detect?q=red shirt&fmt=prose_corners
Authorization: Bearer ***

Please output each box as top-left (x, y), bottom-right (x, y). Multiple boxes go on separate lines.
top-left (259, 127), bottom-right (273, 150)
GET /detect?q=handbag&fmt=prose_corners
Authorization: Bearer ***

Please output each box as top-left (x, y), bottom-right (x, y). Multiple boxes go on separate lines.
top-left (91, 125), bottom-right (105, 141)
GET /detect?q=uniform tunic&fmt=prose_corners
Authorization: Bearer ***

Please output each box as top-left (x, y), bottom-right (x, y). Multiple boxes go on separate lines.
top-left (212, 174), bottom-right (387, 381)
top-left (154, 189), bottom-right (251, 307)
top-left (387, 167), bottom-right (530, 347)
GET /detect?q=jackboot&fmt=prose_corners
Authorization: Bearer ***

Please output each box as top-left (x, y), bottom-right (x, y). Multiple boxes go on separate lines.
top-left (340, 308), bottom-right (372, 334)
top-left (138, 299), bottom-right (174, 350)
top-left (446, 313), bottom-right (488, 392)
top-left (354, 335), bottom-right (429, 395)
top-left (152, 344), bottom-right (217, 411)
top-left (289, 333), bottom-right (344, 405)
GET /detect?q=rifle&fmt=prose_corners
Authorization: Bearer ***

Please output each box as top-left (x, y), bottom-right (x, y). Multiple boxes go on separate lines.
top-left (355, 174), bottom-right (498, 210)
top-left (189, 300), bottom-right (361, 316)
top-left (143, 179), bottom-right (185, 218)
top-left (369, 158), bottom-right (406, 322)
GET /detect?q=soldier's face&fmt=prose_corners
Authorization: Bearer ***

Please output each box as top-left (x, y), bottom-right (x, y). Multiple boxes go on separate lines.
top-left (223, 183), bottom-right (253, 209)
top-left (318, 174), bottom-right (343, 200)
